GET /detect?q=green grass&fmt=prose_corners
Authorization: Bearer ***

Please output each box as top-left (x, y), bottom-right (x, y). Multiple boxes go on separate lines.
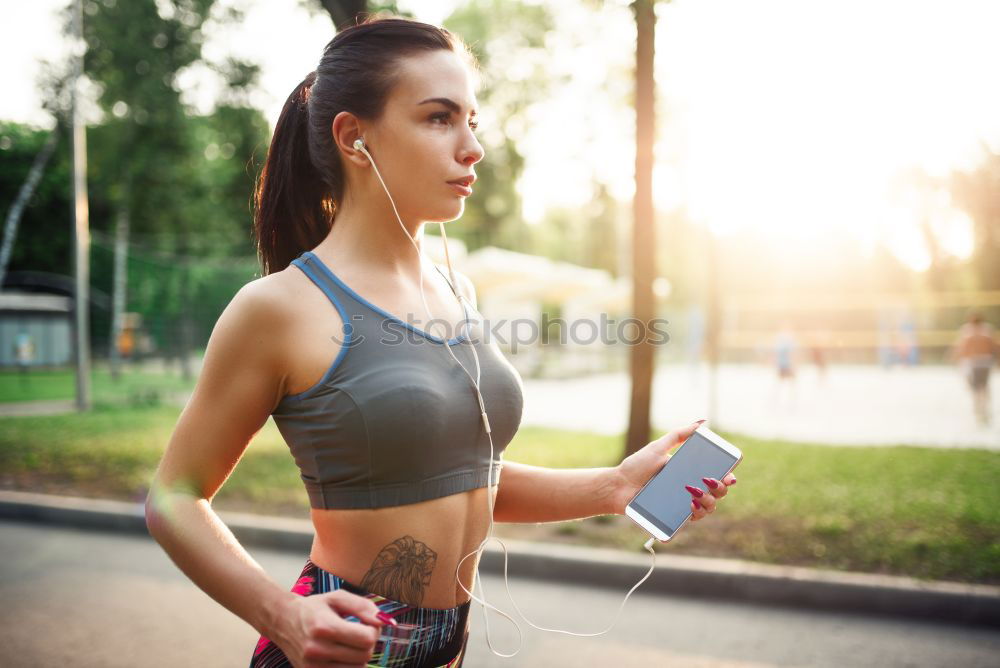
top-left (0, 404), bottom-right (997, 584)
top-left (0, 402), bottom-right (307, 509)
top-left (506, 426), bottom-right (1000, 583)
top-left (0, 368), bottom-right (196, 405)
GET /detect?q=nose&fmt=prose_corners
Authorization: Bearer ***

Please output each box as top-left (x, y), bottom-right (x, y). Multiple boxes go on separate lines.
top-left (460, 130), bottom-right (485, 166)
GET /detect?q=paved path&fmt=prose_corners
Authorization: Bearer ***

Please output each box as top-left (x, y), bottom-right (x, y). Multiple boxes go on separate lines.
top-left (6, 358), bottom-right (997, 448)
top-left (520, 362), bottom-right (1000, 448)
top-left (1, 519), bottom-right (996, 667)
top-left (0, 399), bottom-right (76, 417)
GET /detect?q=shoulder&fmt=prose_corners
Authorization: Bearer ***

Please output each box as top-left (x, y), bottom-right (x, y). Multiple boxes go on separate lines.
top-left (230, 270), bottom-right (297, 325)
top-left (211, 269), bottom-right (304, 362)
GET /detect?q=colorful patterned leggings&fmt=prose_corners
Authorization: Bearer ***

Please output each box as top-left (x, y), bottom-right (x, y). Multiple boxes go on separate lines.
top-left (249, 557), bottom-right (471, 667)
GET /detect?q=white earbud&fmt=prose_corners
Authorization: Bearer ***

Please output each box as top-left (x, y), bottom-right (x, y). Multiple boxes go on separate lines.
top-left (353, 137), bottom-right (366, 152)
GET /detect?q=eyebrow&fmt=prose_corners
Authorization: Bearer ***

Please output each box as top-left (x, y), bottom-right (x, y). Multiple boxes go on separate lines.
top-left (417, 97), bottom-right (478, 116)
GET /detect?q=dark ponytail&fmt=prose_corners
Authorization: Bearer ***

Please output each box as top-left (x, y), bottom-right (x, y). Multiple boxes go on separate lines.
top-left (252, 71), bottom-right (332, 276)
top-left (252, 16), bottom-right (479, 275)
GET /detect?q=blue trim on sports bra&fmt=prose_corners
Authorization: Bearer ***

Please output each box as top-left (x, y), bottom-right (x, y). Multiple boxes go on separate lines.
top-left (302, 250), bottom-right (471, 346)
top-left (284, 258), bottom-right (354, 402)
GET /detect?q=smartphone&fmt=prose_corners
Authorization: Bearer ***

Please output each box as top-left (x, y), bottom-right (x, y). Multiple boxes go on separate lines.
top-left (625, 425), bottom-right (743, 542)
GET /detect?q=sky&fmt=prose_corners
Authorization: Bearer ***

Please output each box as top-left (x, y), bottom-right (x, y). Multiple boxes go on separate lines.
top-left (4, 0), bottom-right (1000, 271)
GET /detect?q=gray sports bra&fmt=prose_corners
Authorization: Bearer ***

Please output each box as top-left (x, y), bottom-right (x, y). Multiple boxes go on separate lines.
top-left (271, 250), bottom-right (525, 510)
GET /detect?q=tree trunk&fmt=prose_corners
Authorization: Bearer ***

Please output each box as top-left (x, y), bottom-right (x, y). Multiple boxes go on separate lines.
top-left (108, 172), bottom-right (131, 380)
top-left (624, 0), bottom-right (657, 457)
top-left (71, 0), bottom-right (92, 412)
top-left (177, 236), bottom-right (194, 382)
top-left (705, 226), bottom-right (720, 424)
top-left (0, 130), bottom-right (59, 288)
top-left (318, 0), bottom-right (368, 30)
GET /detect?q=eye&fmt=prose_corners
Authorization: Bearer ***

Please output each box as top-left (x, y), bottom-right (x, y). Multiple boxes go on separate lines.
top-left (431, 112), bottom-right (480, 133)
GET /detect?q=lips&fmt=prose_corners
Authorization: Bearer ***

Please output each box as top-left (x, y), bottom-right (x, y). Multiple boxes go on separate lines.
top-left (447, 175), bottom-right (476, 187)
top-left (448, 181), bottom-right (472, 197)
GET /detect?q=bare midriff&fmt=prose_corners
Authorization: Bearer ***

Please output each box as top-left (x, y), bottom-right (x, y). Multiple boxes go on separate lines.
top-left (307, 485), bottom-right (497, 610)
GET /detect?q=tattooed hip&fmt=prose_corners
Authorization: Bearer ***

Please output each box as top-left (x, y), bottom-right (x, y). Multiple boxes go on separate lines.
top-left (249, 556), bottom-right (471, 668)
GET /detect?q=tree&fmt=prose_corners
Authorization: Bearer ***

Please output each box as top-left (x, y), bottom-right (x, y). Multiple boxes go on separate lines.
top-left (55, 0), bottom-right (269, 378)
top-left (316, 0), bottom-right (368, 28)
top-left (70, 0), bottom-right (216, 378)
top-left (951, 145), bottom-right (1000, 292)
top-left (624, 0), bottom-right (658, 457)
top-left (443, 0), bottom-right (556, 253)
top-left (0, 131), bottom-right (59, 287)
top-left (0, 123), bottom-right (74, 279)
top-left (304, 0), bottom-right (408, 31)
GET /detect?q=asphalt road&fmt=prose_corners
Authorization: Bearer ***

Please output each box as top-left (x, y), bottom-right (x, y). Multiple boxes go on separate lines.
top-left (0, 519), bottom-right (996, 667)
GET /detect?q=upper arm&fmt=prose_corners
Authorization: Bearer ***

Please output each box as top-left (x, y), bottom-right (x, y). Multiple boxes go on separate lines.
top-left (147, 280), bottom-right (289, 508)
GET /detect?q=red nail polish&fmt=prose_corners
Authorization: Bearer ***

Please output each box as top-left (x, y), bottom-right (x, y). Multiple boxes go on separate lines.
top-left (729, 477), bottom-right (737, 485)
top-left (684, 485), bottom-right (704, 498)
top-left (702, 477), bottom-right (719, 489)
top-left (692, 498), bottom-right (701, 509)
top-left (376, 612), bottom-right (398, 627)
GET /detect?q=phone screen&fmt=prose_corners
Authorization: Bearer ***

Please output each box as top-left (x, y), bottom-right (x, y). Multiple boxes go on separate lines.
top-left (629, 431), bottom-right (738, 536)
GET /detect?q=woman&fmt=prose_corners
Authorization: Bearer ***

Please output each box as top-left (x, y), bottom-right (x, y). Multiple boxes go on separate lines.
top-left (145, 16), bottom-right (736, 668)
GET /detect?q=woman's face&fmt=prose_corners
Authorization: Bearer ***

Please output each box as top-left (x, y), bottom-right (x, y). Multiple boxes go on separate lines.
top-left (364, 50), bottom-right (485, 224)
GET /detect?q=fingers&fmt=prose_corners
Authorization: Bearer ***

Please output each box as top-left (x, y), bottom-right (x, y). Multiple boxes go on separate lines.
top-left (305, 630), bottom-right (377, 665)
top-left (321, 591), bottom-right (384, 650)
top-left (686, 471), bottom-right (737, 522)
top-left (656, 418), bottom-right (707, 455)
top-left (651, 419), bottom-right (705, 454)
top-left (314, 616), bottom-right (378, 653)
top-left (684, 484), bottom-right (716, 513)
top-left (324, 589), bottom-right (390, 628)
top-left (680, 418), bottom-right (707, 440)
top-left (701, 477), bottom-right (729, 499)
top-left (689, 496), bottom-right (707, 521)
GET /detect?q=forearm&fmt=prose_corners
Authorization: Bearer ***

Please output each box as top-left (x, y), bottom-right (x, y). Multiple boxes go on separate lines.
top-left (492, 460), bottom-right (623, 523)
top-left (145, 488), bottom-right (294, 638)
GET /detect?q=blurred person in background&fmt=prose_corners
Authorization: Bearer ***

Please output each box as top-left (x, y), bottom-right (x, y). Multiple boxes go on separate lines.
top-left (950, 310), bottom-right (998, 426)
top-left (771, 319), bottom-right (798, 410)
top-left (14, 331), bottom-right (35, 389)
top-left (807, 326), bottom-right (830, 385)
top-left (896, 315), bottom-right (919, 367)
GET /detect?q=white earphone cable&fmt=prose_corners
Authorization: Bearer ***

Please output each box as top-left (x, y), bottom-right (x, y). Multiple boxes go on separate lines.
top-left (352, 138), bottom-right (657, 657)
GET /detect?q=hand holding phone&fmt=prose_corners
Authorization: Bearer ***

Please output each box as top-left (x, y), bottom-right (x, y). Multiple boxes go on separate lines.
top-left (624, 424), bottom-right (742, 542)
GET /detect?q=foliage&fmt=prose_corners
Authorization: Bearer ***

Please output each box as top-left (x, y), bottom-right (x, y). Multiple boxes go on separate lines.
top-left (950, 147), bottom-right (1000, 292)
top-left (0, 122), bottom-right (74, 276)
top-left (441, 0), bottom-right (558, 252)
top-left (2, 1), bottom-right (272, 353)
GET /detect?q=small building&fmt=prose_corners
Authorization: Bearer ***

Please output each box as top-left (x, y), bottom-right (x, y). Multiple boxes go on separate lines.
top-left (0, 290), bottom-right (73, 367)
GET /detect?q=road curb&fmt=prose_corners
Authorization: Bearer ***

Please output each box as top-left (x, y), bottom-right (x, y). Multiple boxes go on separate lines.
top-left (1, 489), bottom-right (997, 627)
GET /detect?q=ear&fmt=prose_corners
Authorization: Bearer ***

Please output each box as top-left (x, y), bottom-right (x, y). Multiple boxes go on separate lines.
top-left (331, 110), bottom-right (368, 167)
